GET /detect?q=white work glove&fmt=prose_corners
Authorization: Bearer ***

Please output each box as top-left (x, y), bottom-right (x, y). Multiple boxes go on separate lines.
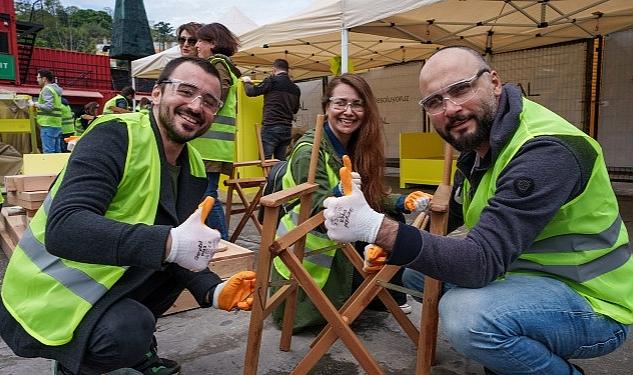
top-left (337, 171), bottom-right (361, 196)
top-left (28, 99), bottom-right (35, 107)
top-left (166, 208), bottom-right (221, 271)
top-left (323, 183), bottom-right (384, 244)
top-left (241, 76), bottom-right (252, 83)
top-left (404, 191), bottom-right (433, 213)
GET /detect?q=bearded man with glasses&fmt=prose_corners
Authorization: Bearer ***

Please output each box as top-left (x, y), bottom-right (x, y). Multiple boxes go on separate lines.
top-left (0, 57), bottom-right (256, 375)
top-left (321, 46), bottom-right (631, 375)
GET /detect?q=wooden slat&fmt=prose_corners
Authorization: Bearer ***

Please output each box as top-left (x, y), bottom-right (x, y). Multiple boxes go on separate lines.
top-left (17, 190), bottom-right (48, 201)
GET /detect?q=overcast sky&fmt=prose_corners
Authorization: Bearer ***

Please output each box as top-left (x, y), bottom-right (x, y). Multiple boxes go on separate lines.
top-left (58, 0), bottom-right (313, 32)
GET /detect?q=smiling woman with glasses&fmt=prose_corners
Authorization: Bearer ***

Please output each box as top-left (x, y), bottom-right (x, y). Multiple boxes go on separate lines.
top-left (268, 73), bottom-right (427, 332)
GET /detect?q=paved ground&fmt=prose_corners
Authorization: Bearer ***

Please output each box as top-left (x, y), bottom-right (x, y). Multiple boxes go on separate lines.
top-left (0, 177), bottom-right (632, 374)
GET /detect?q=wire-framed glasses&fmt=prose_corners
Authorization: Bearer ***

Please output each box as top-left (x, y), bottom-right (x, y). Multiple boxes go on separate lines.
top-left (419, 68), bottom-right (490, 115)
top-left (159, 79), bottom-right (223, 114)
top-left (329, 97), bottom-right (365, 112)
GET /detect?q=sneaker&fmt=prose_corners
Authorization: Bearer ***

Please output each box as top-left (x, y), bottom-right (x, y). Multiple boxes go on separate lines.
top-left (399, 303), bottom-right (413, 314)
top-left (134, 353), bottom-right (180, 375)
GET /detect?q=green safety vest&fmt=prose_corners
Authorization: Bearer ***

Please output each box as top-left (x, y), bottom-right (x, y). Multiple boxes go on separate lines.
top-left (463, 98), bottom-right (633, 324)
top-left (36, 85), bottom-right (62, 128)
top-left (273, 142), bottom-right (338, 288)
top-left (189, 56), bottom-right (237, 162)
top-left (1, 113), bottom-right (206, 345)
top-left (103, 94), bottom-right (130, 114)
top-left (60, 104), bottom-right (75, 135)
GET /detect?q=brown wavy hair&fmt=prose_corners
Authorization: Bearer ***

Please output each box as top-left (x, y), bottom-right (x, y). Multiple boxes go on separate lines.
top-left (322, 73), bottom-right (388, 212)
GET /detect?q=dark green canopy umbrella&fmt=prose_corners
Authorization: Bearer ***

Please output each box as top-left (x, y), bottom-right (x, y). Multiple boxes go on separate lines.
top-left (109, 0), bottom-right (155, 60)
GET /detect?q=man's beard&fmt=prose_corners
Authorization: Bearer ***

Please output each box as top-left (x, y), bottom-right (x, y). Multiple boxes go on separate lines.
top-left (437, 99), bottom-right (496, 153)
top-left (158, 104), bottom-right (208, 144)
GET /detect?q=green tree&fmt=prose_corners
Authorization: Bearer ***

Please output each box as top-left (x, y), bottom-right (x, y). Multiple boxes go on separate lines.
top-left (151, 21), bottom-right (175, 51)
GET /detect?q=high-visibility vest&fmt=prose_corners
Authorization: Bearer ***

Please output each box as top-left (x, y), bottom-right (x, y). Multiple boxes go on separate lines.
top-left (189, 56), bottom-right (237, 162)
top-left (103, 94), bottom-right (130, 114)
top-left (463, 98), bottom-right (633, 324)
top-left (273, 142), bottom-right (338, 288)
top-left (36, 85), bottom-right (62, 128)
top-left (60, 104), bottom-right (75, 135)
top-left (1, 113), bottom-right (205, 345)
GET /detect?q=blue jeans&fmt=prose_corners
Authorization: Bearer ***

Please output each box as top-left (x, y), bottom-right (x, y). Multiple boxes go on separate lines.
top-left (40, 126), bottom-right (62, 153)
top-left (403, 270), bottom-right (629, 374)
top-left (261, 124), bottom-right (292, 161)
top-left (204, 172), bottom-right (228, 240)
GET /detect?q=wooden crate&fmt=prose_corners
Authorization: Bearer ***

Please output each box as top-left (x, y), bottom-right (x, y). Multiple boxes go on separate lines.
top-left (163, 240), bottom-right (255, 316)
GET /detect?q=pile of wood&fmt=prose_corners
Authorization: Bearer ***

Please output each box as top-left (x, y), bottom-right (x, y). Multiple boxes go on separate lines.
top-left (5, 174), bottom-right (56, 217)
top-left (1, 174), bottom-right (56, 257)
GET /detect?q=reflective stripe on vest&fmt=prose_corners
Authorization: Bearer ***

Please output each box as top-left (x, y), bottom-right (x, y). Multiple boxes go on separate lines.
top-left (190, 56), bottom-right (237, 162)
top-left (462, 97), bottom-right (633, 324)
top-left (1, 113), bottom-right (206, 345)
top-left (273, 141), bottom-right (339, 288)
top-left (36, 85), bottom-right (62, 128)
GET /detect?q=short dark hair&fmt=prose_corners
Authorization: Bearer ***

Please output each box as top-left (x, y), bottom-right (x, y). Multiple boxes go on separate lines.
top-left (120, 86), bottom-right (135, 97)
top-left (176, 22), bottom-right (202, 38)
top-left (37, 69), bottom-right (54, 82)
top-left (196, 23), bottom-right (240, 57)
top-left (156, 56), bottom-right (220, 86)
top-left (273, 59), bottom-right (289, 71)
top-left (85, 101), bottom-right (99, 112)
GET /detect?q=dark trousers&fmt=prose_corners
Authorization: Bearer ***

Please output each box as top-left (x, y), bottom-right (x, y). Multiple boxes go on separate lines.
top-left (78, 270), bottom-right (185, 374)
top-left (261, 124), bottom-right (292, 161)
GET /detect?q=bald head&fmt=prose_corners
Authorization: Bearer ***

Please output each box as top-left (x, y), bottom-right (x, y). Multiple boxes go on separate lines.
top-left (419, 47), bottom-right (491, 98)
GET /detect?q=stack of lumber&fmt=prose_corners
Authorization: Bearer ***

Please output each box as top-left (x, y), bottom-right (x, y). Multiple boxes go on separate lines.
top-left (0, 206), bottom-right (28, 258)
top-left (5, 174), bottom-right (56, 217)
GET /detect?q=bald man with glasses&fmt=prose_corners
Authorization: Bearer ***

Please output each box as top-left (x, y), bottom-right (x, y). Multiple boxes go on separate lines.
top-left (321, 46), bottom-right (631, 375)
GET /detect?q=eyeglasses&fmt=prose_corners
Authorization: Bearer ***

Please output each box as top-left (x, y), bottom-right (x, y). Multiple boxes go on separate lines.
top-left (159, 79), bottom-right (223, 114)
top-left (178, 37), bottom-right (198, 46)
top-left (328, 97), bottom-right (365, 112)
top-left (419, 68), bottom-right (490, 115)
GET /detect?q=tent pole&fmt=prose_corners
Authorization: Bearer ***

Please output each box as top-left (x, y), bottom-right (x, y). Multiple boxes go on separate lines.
top-left (341, 28), bottom-right (349, 74)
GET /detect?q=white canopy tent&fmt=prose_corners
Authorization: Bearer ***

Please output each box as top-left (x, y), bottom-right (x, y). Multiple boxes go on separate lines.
top-left (234, 0), bottom-right (633, 80)
top-left (132, 45), bottom-right (181, 79)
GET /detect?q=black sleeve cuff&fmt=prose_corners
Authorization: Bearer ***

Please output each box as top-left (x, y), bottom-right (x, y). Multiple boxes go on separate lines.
top-left (387, 222), bottom-right (423, 265)
top-left (186, 270), bottom-right (223, 308)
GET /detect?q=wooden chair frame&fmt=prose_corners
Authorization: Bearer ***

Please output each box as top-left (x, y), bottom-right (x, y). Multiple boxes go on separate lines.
top-left (244, 115), bottom-right (453, 374)
top-left (224, 124), bottom-right (279, 242)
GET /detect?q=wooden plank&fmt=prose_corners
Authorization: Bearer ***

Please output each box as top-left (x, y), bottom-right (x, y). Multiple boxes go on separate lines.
top-left (15, 198), bottom-right (42, 210)
top-left (17, 190), bottom-right (48, 201)
top-left (6, 191), bottom-right (18, 206)
top-left (4, 176), bottom-right (18, 192)
top-left (10, 174), bottom-right (56, 192)
top-left (1, 208), bottom-right (27, 247)
top-left (163, 290), bottom-right (200, 316)
top-left (0, 228), bottom-right (16, 258)
top-left (209, 255), bottom-right (254, 279)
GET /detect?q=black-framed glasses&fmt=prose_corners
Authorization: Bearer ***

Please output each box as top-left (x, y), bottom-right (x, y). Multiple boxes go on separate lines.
top-left (159, 79), bottom-right (223, 114)
top-left (328, 97), bottom-right (365, 112)
top-left (419, 68), bottom-right (490, 115)
top-left (178, 37), bottom-right (198, 46)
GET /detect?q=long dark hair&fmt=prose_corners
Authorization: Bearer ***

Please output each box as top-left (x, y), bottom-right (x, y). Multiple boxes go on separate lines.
top-left (322, 74), bottom-right (388, 211)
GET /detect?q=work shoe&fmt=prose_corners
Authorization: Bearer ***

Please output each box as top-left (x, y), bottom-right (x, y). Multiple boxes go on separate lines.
top-left (134, 351), bottom-right (181, 375)
top-left (399, 303), bottom-right (413, 314)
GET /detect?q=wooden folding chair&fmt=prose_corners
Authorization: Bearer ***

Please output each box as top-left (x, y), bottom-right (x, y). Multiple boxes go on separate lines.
top-left (243, 115), bottom-right (454, 374)
top-left (224, 124), bottom-right (279, 242)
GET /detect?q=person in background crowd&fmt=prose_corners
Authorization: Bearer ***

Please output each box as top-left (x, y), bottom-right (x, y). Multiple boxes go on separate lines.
top-left (30, 69), bottom-right (63, 153)
top-left (60, 98), bottom-right (75, 152)
top-left (176, 22), bottom-right (202, 57)
top-left (243, 59), bottom-right (301, 161)
top-left (103, 86), bottom-right (135, 114)
top-left (74, 101), bottom-right (99, 136)
top-left (191, 22), bottom-right (242, 240)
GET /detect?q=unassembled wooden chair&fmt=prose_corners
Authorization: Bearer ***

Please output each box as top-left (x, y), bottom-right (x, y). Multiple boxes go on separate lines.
top-left (243, 115), bottom-right (454, 375)
top-left (224, 124), bottom-right (279, 242)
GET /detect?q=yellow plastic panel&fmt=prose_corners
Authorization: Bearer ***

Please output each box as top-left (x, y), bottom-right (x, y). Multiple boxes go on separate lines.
top-left (22, 153), bottom-right (70, 175)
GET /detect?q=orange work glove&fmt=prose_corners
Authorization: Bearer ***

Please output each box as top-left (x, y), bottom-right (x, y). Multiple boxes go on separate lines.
top-left (362, 244), bottom-right (388, 273)
top-left (212, 271), bottom-right (257, 311)
top-left (405, 191), bottom-right (433, 213)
